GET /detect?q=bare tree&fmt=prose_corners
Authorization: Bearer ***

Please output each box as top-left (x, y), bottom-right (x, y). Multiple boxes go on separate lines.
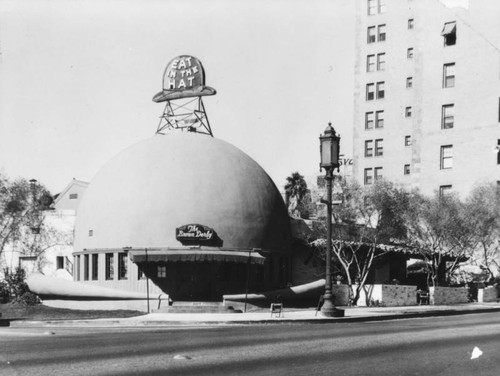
top-left (311, 179), bottom-right (409, 305)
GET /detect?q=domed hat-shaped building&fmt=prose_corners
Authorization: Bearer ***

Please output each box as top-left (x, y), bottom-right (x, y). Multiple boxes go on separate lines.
top-left (73, 132), bottom-right (292, 301)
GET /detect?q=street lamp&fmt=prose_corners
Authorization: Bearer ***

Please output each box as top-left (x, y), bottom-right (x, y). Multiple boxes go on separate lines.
top-left (319, 123), bottom-right (340, 317)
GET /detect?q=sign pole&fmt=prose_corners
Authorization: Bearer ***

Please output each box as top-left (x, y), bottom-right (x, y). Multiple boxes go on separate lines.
top-left (244, 250), bottom-right (251, 312)
top-left (145, 248), bottom-right (150, 313)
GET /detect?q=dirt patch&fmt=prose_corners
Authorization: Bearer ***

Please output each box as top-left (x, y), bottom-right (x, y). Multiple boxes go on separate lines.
top-left (0, 303), bottom-right (143, 321)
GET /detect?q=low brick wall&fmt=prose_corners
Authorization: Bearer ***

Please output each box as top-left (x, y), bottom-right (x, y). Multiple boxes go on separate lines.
top-left (429, 286), bottom-right (468, 305)
top-left (478, 286), bottom-right (498, 303)
top-left (332, 284), bottom-right (417, 306)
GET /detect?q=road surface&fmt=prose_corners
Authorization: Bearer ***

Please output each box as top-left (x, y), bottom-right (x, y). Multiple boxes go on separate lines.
top-left (1, 312), bottom-right (499, 375)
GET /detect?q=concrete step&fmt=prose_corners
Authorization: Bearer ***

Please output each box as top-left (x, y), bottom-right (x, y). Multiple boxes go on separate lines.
top-left (154, 301), bottom-right (242, 314)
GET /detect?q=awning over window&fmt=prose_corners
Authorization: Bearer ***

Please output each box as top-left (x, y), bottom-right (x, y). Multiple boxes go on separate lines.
top-left (441, 22), bottom-right (456, 36)
top-left (128, 249), bottom-right (266, 265)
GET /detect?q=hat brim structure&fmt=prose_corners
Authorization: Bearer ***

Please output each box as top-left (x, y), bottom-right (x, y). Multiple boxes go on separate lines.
top-left (153, 86), bottom-right (216, 103)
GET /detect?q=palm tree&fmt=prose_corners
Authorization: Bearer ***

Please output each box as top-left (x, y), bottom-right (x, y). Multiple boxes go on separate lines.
top-left (284, 172), bottom-right (308, 217)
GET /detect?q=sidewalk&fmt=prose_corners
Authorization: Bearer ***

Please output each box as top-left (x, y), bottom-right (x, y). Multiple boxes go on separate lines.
top-left (8, 302), bottom-right (500, 328)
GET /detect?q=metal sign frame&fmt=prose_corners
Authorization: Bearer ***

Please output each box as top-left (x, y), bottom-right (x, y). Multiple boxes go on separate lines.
top-left (156, 96), bottom-right (213, 137)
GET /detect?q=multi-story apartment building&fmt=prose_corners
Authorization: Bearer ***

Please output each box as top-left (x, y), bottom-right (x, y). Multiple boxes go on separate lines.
top-left (352, 0), bottom-right (500, 197)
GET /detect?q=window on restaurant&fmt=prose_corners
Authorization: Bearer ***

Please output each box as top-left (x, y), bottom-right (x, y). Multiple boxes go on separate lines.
top-left (118, 252), bottom-right (128, 280)
top-left (92, 254), bottom-right (98, 280)
top-left (105, 253), bottom-right (114, 280)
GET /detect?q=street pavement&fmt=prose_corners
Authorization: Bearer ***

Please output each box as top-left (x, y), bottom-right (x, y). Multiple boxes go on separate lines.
top-left (3, 312), bottom-right (500, 376)
top-left (7, 302), bottom-right (500, 327)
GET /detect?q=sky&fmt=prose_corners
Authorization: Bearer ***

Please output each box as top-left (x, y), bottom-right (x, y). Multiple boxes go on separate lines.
top-left (0, 0), bottom-right (355, 193)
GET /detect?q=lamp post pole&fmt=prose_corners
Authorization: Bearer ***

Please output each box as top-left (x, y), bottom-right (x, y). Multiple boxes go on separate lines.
top-left (322, 166), bottom-right (335, 316)
top-left (319, 123), bottom-right (340, 317)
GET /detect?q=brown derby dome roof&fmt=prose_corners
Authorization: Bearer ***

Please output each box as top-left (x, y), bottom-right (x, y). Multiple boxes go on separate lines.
top-left (74, 133), bottom-right (291, 253)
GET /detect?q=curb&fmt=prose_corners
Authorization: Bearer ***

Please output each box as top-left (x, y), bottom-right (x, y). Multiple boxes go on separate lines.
top-left (6, 307), bottom-right (500, 328)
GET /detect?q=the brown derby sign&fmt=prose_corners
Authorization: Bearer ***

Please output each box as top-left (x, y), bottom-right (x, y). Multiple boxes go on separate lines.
top-left (176, 224), bottom-right (222, 247)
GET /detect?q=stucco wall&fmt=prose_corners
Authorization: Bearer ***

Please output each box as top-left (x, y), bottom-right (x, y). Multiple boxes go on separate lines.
top-left (332, 284), bottom-right (417, 306)
top-left (429, 286), bottom-right (468, 305)
top-left (478, 286), bottom-right (498, 303)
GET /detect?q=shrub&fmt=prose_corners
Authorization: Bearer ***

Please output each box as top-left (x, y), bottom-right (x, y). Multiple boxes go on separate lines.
top-left (0, 281), bottom-right (10, 303)
top-left (1, 267), bottom-right (40, 305)
top-left (16, 291), bottom-right (40, 306)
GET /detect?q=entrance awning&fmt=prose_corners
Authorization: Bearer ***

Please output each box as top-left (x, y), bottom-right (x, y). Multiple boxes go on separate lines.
top-left (441, 22), bottom-right (456, 36)
top-left (128, 249), bottom-right (266, 265)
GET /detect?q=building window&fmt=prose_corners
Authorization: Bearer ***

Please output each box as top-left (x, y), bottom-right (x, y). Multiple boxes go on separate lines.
top-left (365, 112), bottom-right (374, 129)
top-left (377, 53), bottom-right (385, 71)
top-left (378, 0), bottom-right (386, 13)
top-left (138, 265), bottom-right (146, 280)
top-left (374, 167), bottom-right (383, 181)
top-left (405, 135), bottom-right (412, 146)
top-left (440, 145), bottom-right (453, 169)
top-left (91, 254), bottom-right (98, 280)
top-left (364, 168), bottom-right (374, 185)
top-left (378, 25), bottom-right (386, 42)
top-left (405, 106), bottom-right (412, 117)
top-left (367, 26), bottom-right (376, 43)
top-left (376, 82), bottom-right (385, 99)
top-left (118, 253), bottom-right (128, 280)
top-left (69, 193), bottom-right (78, 199)
top-left (407, 48), bottom-right (414, 59)
top-left (404, 164), bottom-right (411, 175)
top-left (366, 83), bottom-right (375, 100)
top-left (375, 111), bottom-right (384, 128)
top-left (83, 254), bottom-right (89, 281)
top-left (439, 185), bottom-right (452, 197)
top-left (443, 63), bottom-right (455, 88)
top-left (365, 140), bottom-right (374, 157)
top-left (105, 253), bottom-right (114, 280)
top-left (88, 229), bottom-right (93, 237)
top-left (75, 255), bottom-right (80, 281)
top-left (442, 104), bottom-right (454, 129)
top-left (375, 139), bottom-right (384, 156)
top-left (406, 77), bottom-right (413, 88)
top-left (157, 265), bottom-right (167, 278)
top-left (368, 0), bottom-right (377, 15)
top-left (367, 55), bottom-right (376, 72)
top-left (368, 0), bottom-right (385, 15)
top-left (497, 140), bottom-right (500, 165)
top-left (56, 256), bottom-right (64, 270)
top-left (441, 21), bottom-right (456, 46)
top-left (408, 19), bottom-right (414, 30)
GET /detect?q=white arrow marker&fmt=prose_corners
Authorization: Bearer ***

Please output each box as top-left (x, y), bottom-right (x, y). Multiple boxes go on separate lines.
top-left (471, 346), bottom-right (483, 360)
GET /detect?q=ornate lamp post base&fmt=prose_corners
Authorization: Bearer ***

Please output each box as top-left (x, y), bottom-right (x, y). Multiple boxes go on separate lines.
top-left (320, 295), bottom-right (345, 317)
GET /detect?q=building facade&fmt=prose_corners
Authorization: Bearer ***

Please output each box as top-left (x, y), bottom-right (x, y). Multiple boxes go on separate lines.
top-left (3, 179), bottom-right (88, 280)
top-left (352, 0), bottom-right (500, 197)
